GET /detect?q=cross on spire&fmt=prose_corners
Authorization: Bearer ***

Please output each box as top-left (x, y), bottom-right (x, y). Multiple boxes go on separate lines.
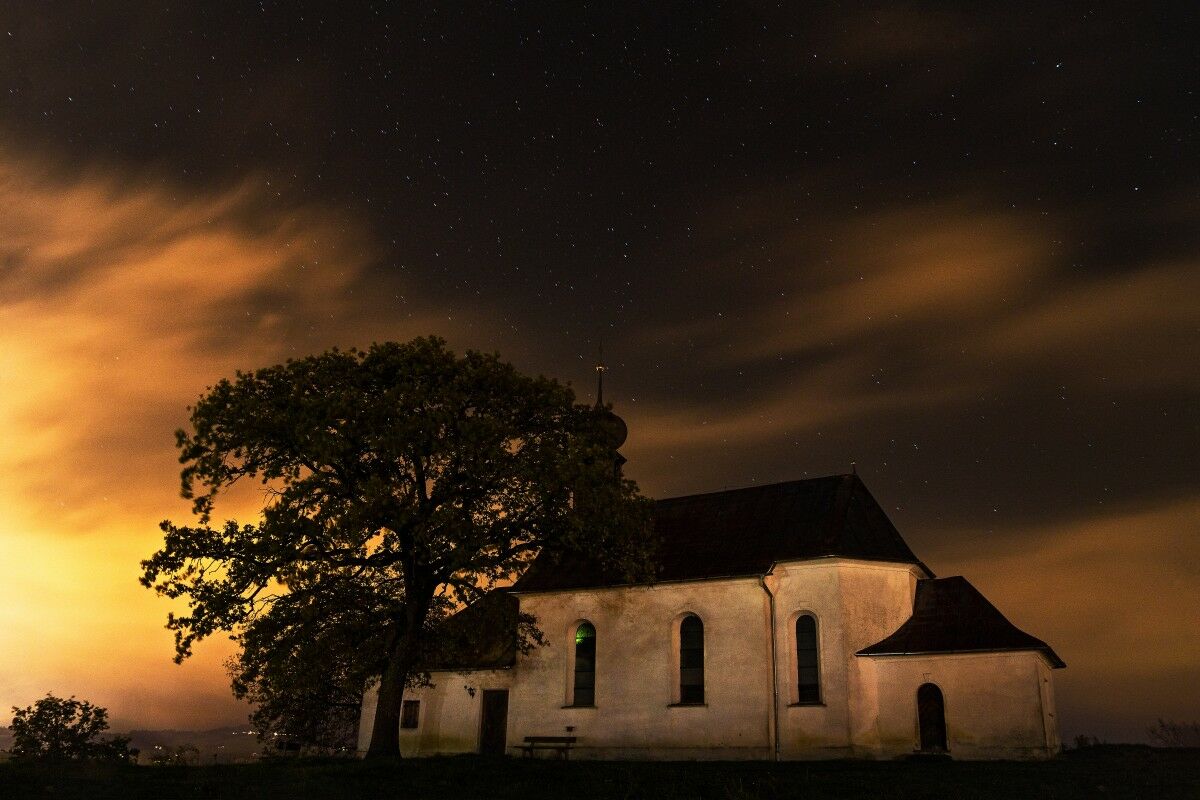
top-left (587, 341), bottom-right (628, 475)
top-left (595, 343), bottom-right (606, 408)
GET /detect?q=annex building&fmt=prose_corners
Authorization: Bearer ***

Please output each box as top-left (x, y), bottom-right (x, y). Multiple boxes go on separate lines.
top-left (358, 389), bottom-right (1064, 761)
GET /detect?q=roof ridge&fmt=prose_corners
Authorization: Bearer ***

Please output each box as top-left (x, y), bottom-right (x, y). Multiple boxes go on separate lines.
top-left (655, 473), bottom-right (850, 504)
top-left (517, 472), bottom-right (927, 593)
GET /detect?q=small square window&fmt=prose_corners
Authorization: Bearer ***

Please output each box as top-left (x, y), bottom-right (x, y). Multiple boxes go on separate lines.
top-left (401, 700), bottom-right (420, 729)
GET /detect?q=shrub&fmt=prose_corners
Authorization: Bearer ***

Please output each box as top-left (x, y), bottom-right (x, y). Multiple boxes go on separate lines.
top-left (8, 694), bottom-right (132, 763)
top-left (1147, 719), bottom-right (1200, 748)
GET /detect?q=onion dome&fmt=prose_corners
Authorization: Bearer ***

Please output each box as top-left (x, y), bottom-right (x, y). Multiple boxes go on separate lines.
top-left (593, 359), bottom-right (628, 450)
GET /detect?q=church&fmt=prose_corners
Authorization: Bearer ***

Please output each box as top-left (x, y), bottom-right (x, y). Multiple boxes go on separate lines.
top-left (358, 378), bottom-right (1064, 761)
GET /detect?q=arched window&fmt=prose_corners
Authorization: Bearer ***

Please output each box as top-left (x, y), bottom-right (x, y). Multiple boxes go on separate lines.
top-left (572, 622), bottom-right (596, 706)
top-left (679, 615), bottom-right (705, 704)
top-left (917, 683), bottom-right (947, 752)
top-left (795, 614), bottom-right (820, 703)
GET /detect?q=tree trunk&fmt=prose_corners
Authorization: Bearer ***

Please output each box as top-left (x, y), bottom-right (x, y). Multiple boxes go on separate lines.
top-left (364, 588), bottom-right (433, 760)
top-left (364, 649), bottom-right (410, 760)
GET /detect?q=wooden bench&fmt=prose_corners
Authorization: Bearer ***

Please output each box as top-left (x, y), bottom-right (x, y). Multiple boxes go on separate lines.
top-left (517, 735), bottom-right (577, 759)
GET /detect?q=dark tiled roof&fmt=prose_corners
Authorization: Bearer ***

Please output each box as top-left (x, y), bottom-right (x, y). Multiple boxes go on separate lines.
top-left (515, 474), bottom-right (929, 593)
top-left (856, 576), bottom-right (1065, 668)
top-left (421, 592), bottom-right (518, 671)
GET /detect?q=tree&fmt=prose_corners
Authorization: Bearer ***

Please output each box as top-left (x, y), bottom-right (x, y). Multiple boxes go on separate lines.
top-left (228, 577), bottom-right (383, 754)
top-left (9, 694), bottom-right (132, 763)
top-left (230, 586), bottom-right (540, 755)
top-left (1147, 719), bottom-right (1200, 748)
top-left (141, 337), bottom-right (653, 759)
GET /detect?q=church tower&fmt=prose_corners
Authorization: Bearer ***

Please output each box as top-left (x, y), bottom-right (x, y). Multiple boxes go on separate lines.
top-left (592, 354), bottom-right (627, 479)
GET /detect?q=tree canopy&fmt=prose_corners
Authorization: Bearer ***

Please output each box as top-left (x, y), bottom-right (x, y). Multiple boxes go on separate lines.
top-left (141, 336), bottom-right (653, 758)
top-left (9, 694), bottom-right (132, 763)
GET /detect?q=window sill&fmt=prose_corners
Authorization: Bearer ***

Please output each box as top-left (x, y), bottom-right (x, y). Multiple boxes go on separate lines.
top-left (667, 702), bottom-right (707, 708)
top-left (561, 704), bottom-right (596, 709)
top-left (787, 701), bottom-right (825, 707)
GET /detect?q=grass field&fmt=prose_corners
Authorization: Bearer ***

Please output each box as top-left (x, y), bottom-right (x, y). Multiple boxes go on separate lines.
top-left (0, 746), bottom-right (1196, 799)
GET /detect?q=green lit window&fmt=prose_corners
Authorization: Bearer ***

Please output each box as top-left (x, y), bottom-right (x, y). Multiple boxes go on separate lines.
top-left (573, 622), bottom-right (596, 706)
top-left (679, 615), bottom-right (705, 704)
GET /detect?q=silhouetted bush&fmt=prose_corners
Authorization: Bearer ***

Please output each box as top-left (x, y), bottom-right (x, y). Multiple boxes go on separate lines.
top-left (1147, 719), bottom-right (1200, 748)
top-left (8, 694), bottom-right (132, 763)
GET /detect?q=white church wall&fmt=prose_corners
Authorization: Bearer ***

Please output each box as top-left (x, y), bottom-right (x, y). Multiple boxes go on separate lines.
top-left (1036, 656), bottom-right (1061, 753)
top-left (768, 559), bottom-right (922, 759)
top-left (860, 651), bottom-right (1060, 760)
top-left (509, 577), bottom-right (776, 760)
top-left (357, 668), bottom-right (513, 756)
top-left (357, 559), bottom-right (1059, 762)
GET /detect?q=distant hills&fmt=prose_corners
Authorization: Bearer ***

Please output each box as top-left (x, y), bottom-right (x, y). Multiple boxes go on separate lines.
top-left (125, 727), bottom-right (267, 763)
top-left (0, 726), bottom-right (268, 764)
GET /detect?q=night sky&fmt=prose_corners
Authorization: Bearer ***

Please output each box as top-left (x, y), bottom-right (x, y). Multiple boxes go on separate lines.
top-left (1, 3), bottom-right (1196, 742)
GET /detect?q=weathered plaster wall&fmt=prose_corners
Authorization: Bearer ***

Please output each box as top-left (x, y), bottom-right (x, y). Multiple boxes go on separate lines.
top-left (357, 668), bottom-right (513, 756)
top-left (357, 559), bottom-right (1059, 761)
top-left (508, 577), bottom-right (776, 760)
top-left (506, 559), bottom-right (923, 760)
top-left (860, 651), bottom-right (1060, 759)
top-left (768, 560), bottom-right (921, 759)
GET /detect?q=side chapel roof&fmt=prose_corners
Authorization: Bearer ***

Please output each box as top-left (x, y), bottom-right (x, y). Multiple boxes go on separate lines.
top-left (420, 591), bottom-right (519, 671)
top-left (514, 473), bottom-right (930, 593)
top-left (856, 576), bottom-right (1066, 668)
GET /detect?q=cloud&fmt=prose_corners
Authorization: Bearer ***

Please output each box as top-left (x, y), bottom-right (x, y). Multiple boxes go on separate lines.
top-left (0, 154), bottom-right (373, 521)
top-left (644, 194), bottom-right (1197, 405)
top-left (628, 351), bottom-right (966, 453)
top-left (984, 260), bottom-right (1200, 389)
top-left (739, 204), bottom-right (1050, 358)
top-left (0, 149), bottom-right (470, 728)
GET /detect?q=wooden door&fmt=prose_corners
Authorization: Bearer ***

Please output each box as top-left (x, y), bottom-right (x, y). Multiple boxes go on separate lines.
top-left (917, 683), bottom-right (947, 752)
top-left (479, 690), bottom-right (509, 755)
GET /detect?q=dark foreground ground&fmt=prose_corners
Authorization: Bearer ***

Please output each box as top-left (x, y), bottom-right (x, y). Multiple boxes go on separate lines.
top-left (0, 747), bottom-right (1196, 800)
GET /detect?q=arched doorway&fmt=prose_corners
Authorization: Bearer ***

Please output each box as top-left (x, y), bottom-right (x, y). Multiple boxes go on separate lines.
top-left (917, 683), bottom-right (947, 752)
